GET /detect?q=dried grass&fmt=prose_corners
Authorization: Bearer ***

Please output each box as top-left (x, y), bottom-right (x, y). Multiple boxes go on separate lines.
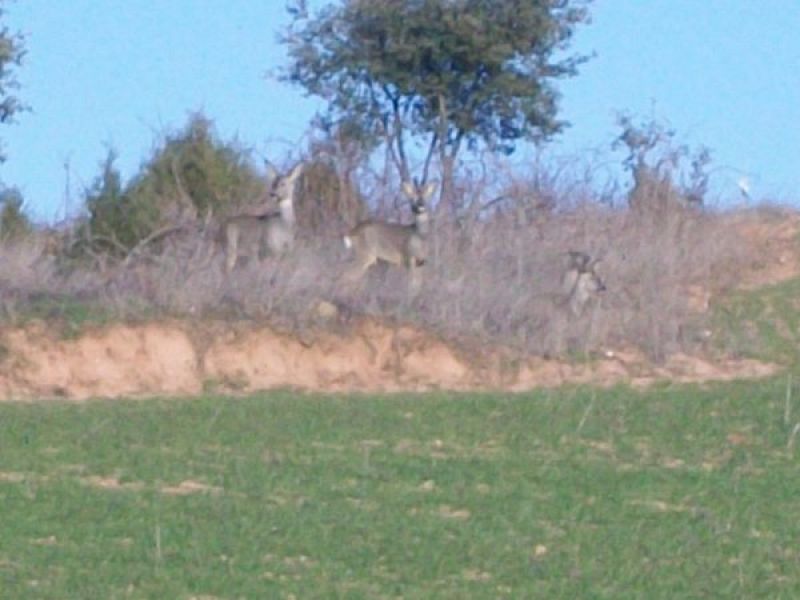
top-left (2, 185), bottom-right (754, 360)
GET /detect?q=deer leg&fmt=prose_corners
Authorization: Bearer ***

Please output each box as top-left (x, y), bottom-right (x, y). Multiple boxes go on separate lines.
top-left (544, 307), bottom-right (567, 358)
top-left (344, 253), bottom-right (375, 283)
top-left (408, 262), bottom-right (423, 295)
top-left (225, 228), bottom-right (239, 274)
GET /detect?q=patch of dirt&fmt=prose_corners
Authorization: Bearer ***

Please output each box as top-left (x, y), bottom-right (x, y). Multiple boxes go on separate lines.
top-left (202, 320), bottom-right (472, 393)
top-left (0, 321), bottom-right (200, 400)
top-left (0, 318), bottom-right (778, 401)
top-left (629, 351), bottom-right (777, 387)
top-left (438, 505), bottom-right (471, 520)
top-left (77, 474), bottom-right (222, 496)
top-left (160, 480), bottom-right (223, 496)
top-left (0, 470), bottom-right (30, 483)
top-left (81, 475), bottom-right (145, 492)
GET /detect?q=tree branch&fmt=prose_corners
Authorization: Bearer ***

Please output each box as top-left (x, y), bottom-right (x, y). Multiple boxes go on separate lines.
top-left (421, 131), bottom-right (438, 185)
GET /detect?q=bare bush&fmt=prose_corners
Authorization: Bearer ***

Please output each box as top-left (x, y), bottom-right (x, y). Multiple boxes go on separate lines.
top-left (0, 167), bottom-right (753, 361)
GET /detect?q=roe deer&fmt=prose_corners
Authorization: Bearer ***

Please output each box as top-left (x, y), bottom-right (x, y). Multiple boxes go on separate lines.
top-left (223, 162), bottom-right (303, 273)
top-left (548, 251), bottom-right (607, 356)
top-left (342, 180), bottom-right (436, 291)
top-left (562, 251), bottom-right (606, 316)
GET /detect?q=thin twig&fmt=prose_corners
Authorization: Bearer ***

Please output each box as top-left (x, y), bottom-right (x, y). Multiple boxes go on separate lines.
top-left (787, 423), bottom-right (800, 452)
top-left (577, 390), bottom-right (596, 434)
top-left (155, 524), bottom-right (162, 563)
top-left (122, 224), bottom-right (188, 267)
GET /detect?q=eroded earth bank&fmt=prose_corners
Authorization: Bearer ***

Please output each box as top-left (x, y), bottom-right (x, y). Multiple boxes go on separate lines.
top-left (0, 318), bottom-right (776, 401)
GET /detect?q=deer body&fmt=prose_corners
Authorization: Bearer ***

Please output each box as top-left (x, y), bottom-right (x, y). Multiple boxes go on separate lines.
top-left (547, 251), bottom-right (607, 356)
top-left (343, 180), bottom-right (435, 290)
top-left (561, 251), bottom-right (606, 317)
top-left (223, 162), bottom-right (303, 273)
top-left (344, 219), bottom-right (428, 268)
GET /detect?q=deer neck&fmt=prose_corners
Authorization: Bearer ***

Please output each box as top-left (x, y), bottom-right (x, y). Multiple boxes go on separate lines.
top-left (280, 199), bottom-right (296, 225)
top-left (414, 211), bottom-right (430, 237)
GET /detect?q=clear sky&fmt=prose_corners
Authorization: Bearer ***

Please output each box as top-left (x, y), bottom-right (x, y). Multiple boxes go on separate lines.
top-left (2, 1), bottom-right (799, 222)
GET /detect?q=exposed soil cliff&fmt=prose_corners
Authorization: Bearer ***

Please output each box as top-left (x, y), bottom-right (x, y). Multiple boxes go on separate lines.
top-left (0, 318), bottom-right (775, 401)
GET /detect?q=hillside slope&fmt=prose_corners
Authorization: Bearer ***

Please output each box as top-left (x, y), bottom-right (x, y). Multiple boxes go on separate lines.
top-left (0, 208), bottom-right (798, 400)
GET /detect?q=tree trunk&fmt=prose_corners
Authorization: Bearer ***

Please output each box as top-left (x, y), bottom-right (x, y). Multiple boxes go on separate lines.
top-left (438, 154), bottom-right (456, 215)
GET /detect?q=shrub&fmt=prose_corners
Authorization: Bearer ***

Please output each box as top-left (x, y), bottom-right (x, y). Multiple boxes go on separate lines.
top-left (127, 113), bottom-right (263, 219)
top-left (83, 114), bottom-right (263, 258)
top-left (0, 186), bottom-right (31, 241)
top-left (83, 149), bottom-right (158, 256)
top-left (614, 114), bottom-right (711, 213)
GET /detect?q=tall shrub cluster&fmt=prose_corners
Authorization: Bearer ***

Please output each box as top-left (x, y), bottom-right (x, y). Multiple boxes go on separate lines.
top-left (82, 114), bottom-right (264, 257)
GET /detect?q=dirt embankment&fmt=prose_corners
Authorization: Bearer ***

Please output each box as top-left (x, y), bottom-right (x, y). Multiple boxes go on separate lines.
top-left (0, 318), bottom-right (776, 401)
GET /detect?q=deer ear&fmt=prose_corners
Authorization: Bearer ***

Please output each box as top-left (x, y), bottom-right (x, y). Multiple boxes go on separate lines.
top-left (287, 162), bottom-right (304, 181)
top-left (402, 181), bottom-right (416, 199)
top-left (421, 181), bottom-right (438, 200)
top-left (265, 161), bottom-right (279, 182)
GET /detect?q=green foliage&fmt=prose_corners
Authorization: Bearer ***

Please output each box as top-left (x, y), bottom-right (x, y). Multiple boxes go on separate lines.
top-left (83, 149), bottom-right (158, 255)
top-left (86, 150), bottom-right (158, 254)
top-left (0, 0), bottom-right (27, 162)
top-left (83, 114), bottom-right (263, 256)
top-left (284, 0), bottom-right (591, 191)
top-left (128, 113), bottom-right (263, 218)
top-left (0, 186), bottom-right (31, 240)
top-left (17, 293), bottom-right (114, 338)
top-left (1, 381), bottom-right (799, 597)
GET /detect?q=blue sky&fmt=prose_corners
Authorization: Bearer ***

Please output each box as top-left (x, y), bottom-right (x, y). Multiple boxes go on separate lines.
top-left (2, 1), bottom-right (799, 222)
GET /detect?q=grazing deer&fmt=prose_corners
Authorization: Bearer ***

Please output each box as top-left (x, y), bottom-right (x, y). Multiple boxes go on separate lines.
top-left (223, 162), bottom-right (303, 273)
top-left (562, 251), bottom-right (606, 317)
top-left (342, 179), bottom-right (436, 291)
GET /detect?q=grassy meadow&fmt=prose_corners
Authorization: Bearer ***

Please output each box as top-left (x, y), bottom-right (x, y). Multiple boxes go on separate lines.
top-left (1, 379), bottom-right (799, 599)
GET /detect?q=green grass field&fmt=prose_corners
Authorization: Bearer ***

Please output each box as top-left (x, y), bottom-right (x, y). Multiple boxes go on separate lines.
top-left (2, 379), bottom-right (799, 599)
